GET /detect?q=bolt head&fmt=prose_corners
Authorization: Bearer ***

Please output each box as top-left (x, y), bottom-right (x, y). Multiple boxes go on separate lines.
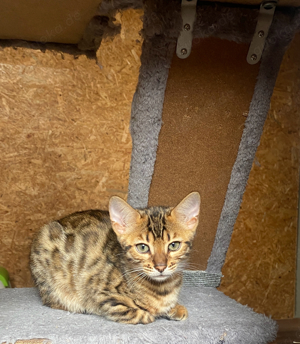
top-left (251, 54), bottom-right (257, 61)
top-left (258, 30), bottom-right (264, 37)
top-left (184, 23), bottom-right (191, 31)
top-left (181, 48), bottom-right (188, 55)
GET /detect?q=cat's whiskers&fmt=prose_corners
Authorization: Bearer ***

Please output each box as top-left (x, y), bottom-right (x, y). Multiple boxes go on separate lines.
top-left (122, 271), bottom-right (143, 286)
top-left (125, 271), bottom-right (148, 290)
top-left (123, 267), bottom-right (144, 276)
top-left (122, 267), bottom-right (145, 282)
top-left (135, 272), bottom-right (148, 285)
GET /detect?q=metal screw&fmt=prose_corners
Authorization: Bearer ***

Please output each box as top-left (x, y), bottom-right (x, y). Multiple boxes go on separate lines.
top-left (184, 23), bottom-right (191, 31)
top-left (251, 54), bottom-right (257, 61)
top-left (258, 30), bottom-right (264, 37)
top-left (181, 48), bottom-right (188, 55)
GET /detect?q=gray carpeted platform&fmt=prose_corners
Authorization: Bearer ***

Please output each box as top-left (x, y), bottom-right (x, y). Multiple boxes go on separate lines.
top-left (0, 287), bottom-right (277, 344)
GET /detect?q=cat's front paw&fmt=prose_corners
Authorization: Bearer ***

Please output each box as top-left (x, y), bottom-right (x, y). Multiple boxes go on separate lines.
top-left (167, 304), bottom-right (188, 321)
top-left (129, 309), bottom-right (154, 325)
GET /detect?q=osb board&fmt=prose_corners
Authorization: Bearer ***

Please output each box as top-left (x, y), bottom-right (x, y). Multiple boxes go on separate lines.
top-left (218, 33), bottom-right (300, 319)
top-left (0, 0), bottom-right (101, 44)
top-left (0, 9), bottom-right (143, 288)
top-left (148, 38), bottom-right (260, 271)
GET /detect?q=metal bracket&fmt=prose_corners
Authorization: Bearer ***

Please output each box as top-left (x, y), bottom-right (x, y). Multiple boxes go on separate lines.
top-left (247, 0), bottom-right (278, 65)
top-left (176, 0), bottom-right (197, 59)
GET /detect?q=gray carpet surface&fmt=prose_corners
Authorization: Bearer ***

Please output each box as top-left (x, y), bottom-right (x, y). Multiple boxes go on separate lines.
top-left (0, 287), bottom-right (277, 344)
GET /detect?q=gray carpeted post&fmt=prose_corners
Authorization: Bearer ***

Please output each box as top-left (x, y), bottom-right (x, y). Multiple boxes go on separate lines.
top-left (127, 0), bottom-right (181, 208)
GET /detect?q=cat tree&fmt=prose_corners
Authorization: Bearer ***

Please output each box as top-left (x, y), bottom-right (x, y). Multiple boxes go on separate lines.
top-left (1, 0), bottom-right (300, 343)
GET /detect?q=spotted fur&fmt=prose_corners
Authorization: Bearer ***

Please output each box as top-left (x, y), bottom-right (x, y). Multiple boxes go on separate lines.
top-left (30, 192), bottom-right (200, 324)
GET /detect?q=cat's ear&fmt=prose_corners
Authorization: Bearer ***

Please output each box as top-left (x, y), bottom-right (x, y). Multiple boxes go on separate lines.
top-left (109, 196), bottom-right (140, 235)
top-left (171, 192), bottom-right (200, 230)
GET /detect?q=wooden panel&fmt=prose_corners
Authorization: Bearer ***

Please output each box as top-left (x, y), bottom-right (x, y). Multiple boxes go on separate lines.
top-left (0, 9), bottom-right (142, 288)
top-left (0, 0), bottom-right (101, 44)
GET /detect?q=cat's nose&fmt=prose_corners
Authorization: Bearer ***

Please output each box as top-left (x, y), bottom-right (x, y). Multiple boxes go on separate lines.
top-left (155, 265), bottom-right (167, 273)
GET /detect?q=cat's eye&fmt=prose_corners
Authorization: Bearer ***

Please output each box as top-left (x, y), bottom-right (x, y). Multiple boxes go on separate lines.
top-left (168, 241), bottom-right (181, 251)
top-left (136, 243), bottom-right (150, 254)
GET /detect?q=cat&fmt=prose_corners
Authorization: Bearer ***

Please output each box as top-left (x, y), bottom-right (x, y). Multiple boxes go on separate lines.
top-left (30, 191), bottom-right (200, 324)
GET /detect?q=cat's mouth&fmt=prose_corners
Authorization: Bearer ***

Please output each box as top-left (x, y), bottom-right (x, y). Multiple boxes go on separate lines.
top-left (151, 274), bottom-right (171, 282)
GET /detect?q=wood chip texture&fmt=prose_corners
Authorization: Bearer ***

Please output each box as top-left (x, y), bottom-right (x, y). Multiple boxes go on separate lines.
top-left (0, 9), bottom-right (143, 288)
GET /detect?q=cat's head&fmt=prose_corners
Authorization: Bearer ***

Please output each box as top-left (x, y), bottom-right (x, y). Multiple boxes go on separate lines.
top-left (109, 192), bottom-right (200, 282)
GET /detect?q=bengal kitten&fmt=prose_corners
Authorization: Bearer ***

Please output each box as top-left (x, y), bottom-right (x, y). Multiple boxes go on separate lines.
top-left (30, 192), bottom-right (200, 324)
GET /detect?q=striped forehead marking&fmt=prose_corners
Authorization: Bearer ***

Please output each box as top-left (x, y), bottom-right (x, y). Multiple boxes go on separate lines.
top-left (142, 207), bottom-right (169, 239)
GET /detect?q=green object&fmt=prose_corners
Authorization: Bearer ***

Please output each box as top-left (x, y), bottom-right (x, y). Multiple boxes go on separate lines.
top-left (0, 266), bottom-right (10, 287)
